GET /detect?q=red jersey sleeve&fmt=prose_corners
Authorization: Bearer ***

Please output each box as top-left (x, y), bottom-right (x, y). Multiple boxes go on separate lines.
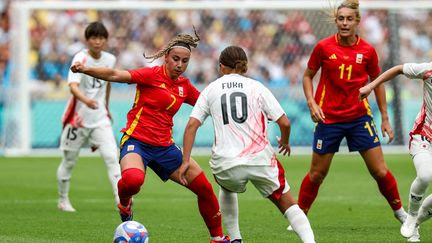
top-left (128, 67), bottom-right (154, 85)
top-left (367, 48), bottom-right (380, 78)
top-left (307, 42), bottom-right (323, 71)
top-left (185, 82), bottom-right (200, 106)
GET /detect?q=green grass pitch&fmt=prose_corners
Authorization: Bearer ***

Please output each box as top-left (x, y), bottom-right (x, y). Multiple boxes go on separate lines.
top-left (0, 154), bottom-right (430, 242)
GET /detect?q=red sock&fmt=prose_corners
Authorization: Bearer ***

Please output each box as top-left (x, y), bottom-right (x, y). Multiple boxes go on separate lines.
top-left (298, 173), bottom-right (321, 215)
top-left (117, 168), bottom-right (145, 206)
top-left (187, 171), bottom-right (223, 237)
top-left (376, 170), bottom-right (402, 210)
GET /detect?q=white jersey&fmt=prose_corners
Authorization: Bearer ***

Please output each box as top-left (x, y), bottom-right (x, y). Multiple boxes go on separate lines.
top-left (62, 50), bottom-right (116, 128)
top-left (403, 63), bottom-right (432, 140)
top-left (190, 73), bottom-right (285, 174)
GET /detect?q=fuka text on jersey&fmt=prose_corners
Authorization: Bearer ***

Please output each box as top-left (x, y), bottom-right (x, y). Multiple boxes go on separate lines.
top-left (222, 82), bottom-right (243, 89)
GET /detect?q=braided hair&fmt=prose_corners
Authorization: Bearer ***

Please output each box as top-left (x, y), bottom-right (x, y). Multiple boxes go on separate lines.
top-left (144, 27), bottom-right (200, 62)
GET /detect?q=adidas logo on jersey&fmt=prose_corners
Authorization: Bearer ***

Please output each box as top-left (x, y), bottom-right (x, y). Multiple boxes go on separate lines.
top-left (329, 54), bottom-right (337, 60)
top-left (159, 83), bottom-right (166, 89)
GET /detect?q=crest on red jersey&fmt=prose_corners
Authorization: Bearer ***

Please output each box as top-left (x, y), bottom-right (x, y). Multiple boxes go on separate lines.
top-left (356, 54), bottom-right (363, 64)
top-left (178, 86), bottom-right (184, 97)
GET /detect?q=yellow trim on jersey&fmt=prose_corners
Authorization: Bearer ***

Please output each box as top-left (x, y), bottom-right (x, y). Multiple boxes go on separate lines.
top-left (133, 89), bottom-right (140, 108)
top-left (318, 85), bottom-right (326, 107)
top-left (120, 134), bottom-right (130, 148)
top-left (125, 107), bottom-right (144, 136)
top-left (363, 99), bottom-right (374, 117)
top-left (166, 94), bottom-right (176, 110)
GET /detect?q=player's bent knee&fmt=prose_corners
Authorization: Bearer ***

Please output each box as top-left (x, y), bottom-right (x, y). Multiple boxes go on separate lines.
top-left (309, 171), bottom-right (326, 183)
top-left (121, 168), bottom-right (145, 192)
top-left (417, 172), bottom-right (432, 184)
top-left (371, 168), bottom-right (389, 180)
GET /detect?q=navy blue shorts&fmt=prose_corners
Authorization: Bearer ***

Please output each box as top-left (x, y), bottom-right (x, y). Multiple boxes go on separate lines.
top-left (313, 114), bottom-right (381, 154)
top-left (119, 135), bottom-right (182, 181)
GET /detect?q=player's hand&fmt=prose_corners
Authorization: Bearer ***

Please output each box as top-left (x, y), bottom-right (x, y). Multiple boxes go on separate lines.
top-left (70, 62), bottom-right (85, 73)
top-left (308, 101), bottom-right (325, 123)
top-left (178, 159), bottom-right (190, 186)
top-left (358, 85), bottom-right (373, 102)
top-left (86, 99), bottom-right (99, 109)
top-left (277, 136), bottom-right (291, 156)
top-left (381, 118), bottom-right (394, 144)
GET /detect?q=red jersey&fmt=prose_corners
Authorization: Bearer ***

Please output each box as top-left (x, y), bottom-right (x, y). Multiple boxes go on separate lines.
top-left (122, 65), bottom-right (200, 147)
top-left (307, 34), bottom-right (380, 124)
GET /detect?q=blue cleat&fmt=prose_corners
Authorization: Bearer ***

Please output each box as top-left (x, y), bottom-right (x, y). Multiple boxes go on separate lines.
top-left (231, 239), bottom-right (242, 243)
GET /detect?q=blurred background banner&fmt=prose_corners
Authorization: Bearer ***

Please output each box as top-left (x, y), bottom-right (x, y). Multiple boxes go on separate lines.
top-left (1, 0), bottom-right (431, 155)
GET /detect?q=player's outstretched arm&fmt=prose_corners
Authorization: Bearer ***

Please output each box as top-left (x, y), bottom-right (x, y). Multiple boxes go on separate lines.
top-left (181, 117), bottom-right (202, 186)
top-left (276, 114), bottom-right (291, 156)
top-left (358, 65), bottom-right (404, 100)
top-left (71, 61), bottom-right (132, 83)
top-left (303, 68), bottom-right (325, 123)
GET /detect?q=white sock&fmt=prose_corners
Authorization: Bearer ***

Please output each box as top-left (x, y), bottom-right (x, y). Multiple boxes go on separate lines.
top-left (409, 153), bottom-right (432, 216)
top-left (219, 187), bottom-right (241, 240)
top-left (408, 189), bottom-right (423, 216)
top-left (417, 194), bottom-right (432, 224)
top-left (57, 150), bottom-right (79, 200)
top-left (284, 204), bottom-right (315, 243)
top-left (99, 143), bottom-right (121, 201)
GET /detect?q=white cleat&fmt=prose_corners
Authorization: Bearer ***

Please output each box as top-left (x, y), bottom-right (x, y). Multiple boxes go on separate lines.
top-left (401, 214), bottom-right (417, 238)
top-left (287, 225), bottom-right (293, 231)
top-left (58, 199), bottom-right (76, 212)
top-left (407, 226), bottom-right (420, 242)
top-left (394, 208), bottom-right (408, 224)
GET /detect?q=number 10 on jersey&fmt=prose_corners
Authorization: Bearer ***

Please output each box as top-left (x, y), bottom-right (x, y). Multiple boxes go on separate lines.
top-left (221, 92), bottom-right (248, 125)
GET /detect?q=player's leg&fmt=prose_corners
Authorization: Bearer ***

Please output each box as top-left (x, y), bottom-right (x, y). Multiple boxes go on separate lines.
top-left (213, 166), bottom-right (248, 242)
top-left (90, 125), bottom-right (121, 204)
top-left (299, 122), bottom-right (341, 215)
top-left (270, 191), bottom-right (315, 243)
top-left (401, 135), bottom-right (432, 239)
top-left (400, 152), bottom-right (432, 238)
top-left (417, 194), bottom-right (432, 225)
top-left (360, 146), bottom-right (405, 221)
top-left (117, 135), bottom-right (146, 222)
top-left (57, 150), bottom-right (80, 212)
top-left (298, 152), bottom-right (334, 215)
top-left (248, 160), bottom-right (315, 243)
top-left (408, 136), bottom-right (432, 215)
top-left (347, 115), bottom-right (405, 222)
top-left (169, 157), bottom-right (227, 242)
top-left (57, 124), bottom-right (87, 212)
top-left (219, 187), bottom-right (241, 242)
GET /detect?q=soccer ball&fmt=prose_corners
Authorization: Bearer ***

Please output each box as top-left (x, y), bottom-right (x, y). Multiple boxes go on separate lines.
top-left (113, 221), bottom-right (149, 243)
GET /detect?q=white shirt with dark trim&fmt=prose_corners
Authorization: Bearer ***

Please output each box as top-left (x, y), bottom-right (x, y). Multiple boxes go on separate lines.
top-left (403, 63), bottom-right (432, 139)
top-left (190, 73), bottom-right (285, 174)
top-left (63, 50), bottom-right (116, 128)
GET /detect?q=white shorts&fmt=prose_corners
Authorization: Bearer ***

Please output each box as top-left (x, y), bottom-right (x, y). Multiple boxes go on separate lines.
top-left (409, 134), bottom-right (432, 157)
top-left (214, 160), bottom-right (290, 199)
top-left (60, 123), bottom-right (117, 152)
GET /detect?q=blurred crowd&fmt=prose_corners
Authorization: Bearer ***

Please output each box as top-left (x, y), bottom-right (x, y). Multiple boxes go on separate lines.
top-left (0, 1), bottom-right (432, 100)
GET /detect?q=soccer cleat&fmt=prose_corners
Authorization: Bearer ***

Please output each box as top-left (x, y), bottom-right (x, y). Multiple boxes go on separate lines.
top-left (407, 226), bottom-right (420, 242)
top-left (57, 198), bottom-right (76, 212)
top-left (210, 236), bottom-right (231, 243)
top-left (231, 239), bottom-right (242, 243)
top-left (287, 225), bottom-right (293, 231)
top-left (117, 199), bottom-right (133, 222)
top-left (401, 214), bottom-right (418, 238)
top-left (394, 208), bottom-right (408, 224)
